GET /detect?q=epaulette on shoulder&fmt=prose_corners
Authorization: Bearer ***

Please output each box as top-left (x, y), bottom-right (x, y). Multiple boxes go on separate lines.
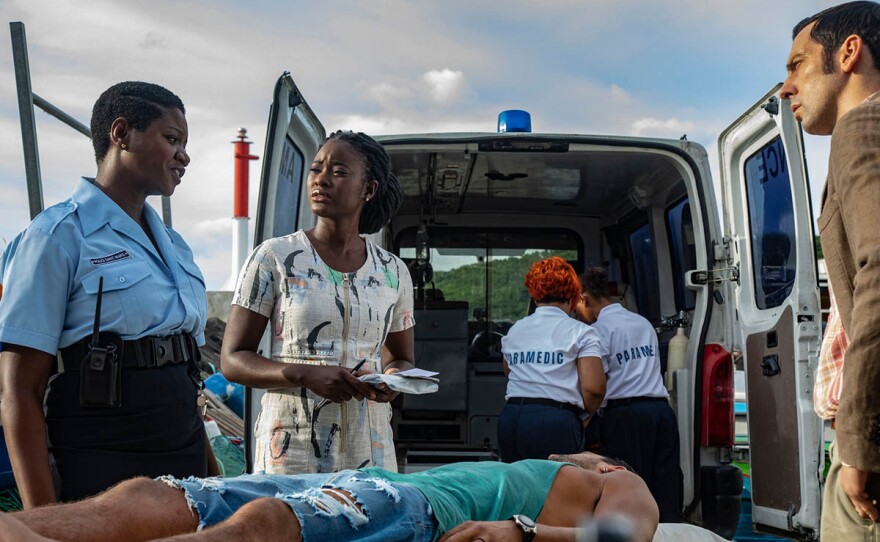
top-left (30, 200), bottom-right (78, 235)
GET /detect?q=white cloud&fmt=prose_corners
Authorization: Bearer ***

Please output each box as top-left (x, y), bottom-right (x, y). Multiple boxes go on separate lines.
top-left (327, 112), bottom-right (491, 137)
top-left (609, 84), bottom-right (635, 104)
top-left (193, 217), bottom-right (233, 237)
top-left (366, 82), bottom-right (413, 106)
top-left (361, 69), bottom-right (469, 113)
top-left (0, 0), bottom-right (843, 289)
top-left (631, 117), bottom-right (696, 138)
top-left (421, 69), bottom-right (465, 104)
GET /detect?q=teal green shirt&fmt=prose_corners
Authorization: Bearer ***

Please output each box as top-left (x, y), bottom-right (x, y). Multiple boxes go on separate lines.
top-left (363, 460), bottom-right (569, 538)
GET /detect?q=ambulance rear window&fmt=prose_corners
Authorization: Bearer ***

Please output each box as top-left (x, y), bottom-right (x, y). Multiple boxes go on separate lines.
top-left (628, 222), bottom-right (660, 320)
top-left (666, 197), bottom-right (697, 311)
top-left (743, 136), bottom-right (796, 310)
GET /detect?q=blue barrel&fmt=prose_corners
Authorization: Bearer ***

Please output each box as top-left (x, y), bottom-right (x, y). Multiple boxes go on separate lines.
top-left (204, 373), bottom-right (245, 418)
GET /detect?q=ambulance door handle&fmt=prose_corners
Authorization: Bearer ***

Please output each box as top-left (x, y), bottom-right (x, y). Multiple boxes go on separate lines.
top-left (761, 354), bottom-right (780, 377)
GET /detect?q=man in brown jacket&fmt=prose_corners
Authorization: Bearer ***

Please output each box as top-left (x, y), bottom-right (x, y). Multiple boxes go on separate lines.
top-left (781, 1), bottom-right (880, 537)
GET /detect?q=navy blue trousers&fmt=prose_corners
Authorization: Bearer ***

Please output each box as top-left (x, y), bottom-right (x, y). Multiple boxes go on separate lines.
top-left (599, 400), bottom-right (683, 523)
top-left (497, 402), bottom-right (583, 462)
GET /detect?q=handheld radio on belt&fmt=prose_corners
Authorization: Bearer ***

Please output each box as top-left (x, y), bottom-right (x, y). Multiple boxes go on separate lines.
top-left (79, 276), bottom-right (124, 408)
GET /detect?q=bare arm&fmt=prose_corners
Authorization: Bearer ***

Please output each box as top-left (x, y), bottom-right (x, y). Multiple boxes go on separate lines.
top-left (502, 355), bottom-right (510, 377)
top-left (576, 355), bottom-right (606, 416)
top-left (592, 471), bottom-right (659, 542)
top-left (440, 470), bottom-right (657, 542)
top-left (0, 345), bottom-right (56, 508)
top-left (441, 521), bottom-right (631, 542)
top-left (381, 328), bottom-right (415, 374)
top-left (205, 433), bottom-right (222, 477)
top-left (220, 305), bottom-right (290, 389)
top-left (220, 305), bottom-right (374, 402)
top-left (368, 328), bottom-right (415, 404)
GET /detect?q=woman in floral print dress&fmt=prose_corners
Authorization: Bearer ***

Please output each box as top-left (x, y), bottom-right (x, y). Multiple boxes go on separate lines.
top-left (221, 131), bottom-right (415, 474)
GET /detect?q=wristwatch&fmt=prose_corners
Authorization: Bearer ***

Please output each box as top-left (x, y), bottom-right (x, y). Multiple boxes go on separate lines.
top-left (511, 514), bottom-right (538, 542)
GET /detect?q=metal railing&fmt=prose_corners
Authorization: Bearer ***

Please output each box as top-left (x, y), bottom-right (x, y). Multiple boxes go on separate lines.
top-left (9, 21), bottom-right (172, 225)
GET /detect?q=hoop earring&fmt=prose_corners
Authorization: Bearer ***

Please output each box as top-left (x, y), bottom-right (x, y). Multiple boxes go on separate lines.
top-left (121, 144), bottom-right (127, 150)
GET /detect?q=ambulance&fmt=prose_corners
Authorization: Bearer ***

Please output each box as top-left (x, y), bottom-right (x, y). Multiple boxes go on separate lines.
top-left (248, 72), bottom-right (824, 540)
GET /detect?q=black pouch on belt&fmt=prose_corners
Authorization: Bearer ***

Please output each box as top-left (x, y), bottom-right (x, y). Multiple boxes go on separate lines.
top-left (79, 331), bottom-right (124, 408)
top-left (78, 275), bottom-right (124, 408)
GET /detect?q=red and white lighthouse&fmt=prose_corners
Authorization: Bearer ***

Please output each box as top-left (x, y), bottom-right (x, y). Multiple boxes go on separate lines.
top-left (224, 128), bottom-right (259, 290)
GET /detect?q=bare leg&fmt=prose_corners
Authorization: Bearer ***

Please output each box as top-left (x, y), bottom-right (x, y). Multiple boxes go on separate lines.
top-left (156, 498), bottom-right (301, 542)
top-left (10, 477), bottom-right (199, 542)
top-left (0, 513), bottom-right (54, 542)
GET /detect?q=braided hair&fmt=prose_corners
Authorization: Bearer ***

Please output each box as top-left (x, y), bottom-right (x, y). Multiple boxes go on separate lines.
top-left (323, 130), bottom-right (402, 235)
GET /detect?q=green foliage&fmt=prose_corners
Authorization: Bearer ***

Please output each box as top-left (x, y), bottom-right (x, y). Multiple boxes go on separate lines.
top-left (432, 250), bottom-right (578, 322)
top-left (815, 235), bottom-right (823, 260)
top-left (0, 488), bottom-right (22, 511)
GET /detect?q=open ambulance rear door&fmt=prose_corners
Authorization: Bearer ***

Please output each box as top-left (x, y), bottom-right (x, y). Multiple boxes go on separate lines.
top-left (244, 73), bottom-right (325, 471)
top-left (718, 83), bottom-right (823, 540)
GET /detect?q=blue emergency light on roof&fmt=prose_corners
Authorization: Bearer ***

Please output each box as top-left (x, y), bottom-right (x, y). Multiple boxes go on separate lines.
top-left (497, 110), bottom-right (531, 133)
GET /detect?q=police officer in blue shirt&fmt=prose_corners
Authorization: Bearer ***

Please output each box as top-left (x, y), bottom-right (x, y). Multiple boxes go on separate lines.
top-left (0, 82), bottom-right (208, 507)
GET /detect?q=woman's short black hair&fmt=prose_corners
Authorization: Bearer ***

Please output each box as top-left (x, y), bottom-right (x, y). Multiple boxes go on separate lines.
top-left (581, 266), bottom-right (612, 300)
top-left (90, 81), bottom-right (185, 163)
top-left (324, 130), bottom-right (402, 235)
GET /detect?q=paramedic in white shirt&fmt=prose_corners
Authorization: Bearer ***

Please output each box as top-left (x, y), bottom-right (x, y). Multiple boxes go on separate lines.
top-left (577, 266), bottom-right (683, 523)
top-left (498, 257), bottom-right (606, 462)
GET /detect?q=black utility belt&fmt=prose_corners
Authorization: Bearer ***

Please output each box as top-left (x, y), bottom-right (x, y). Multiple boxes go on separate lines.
top-left (604, 396), bottom-right (668, 409)
top-left (58, 333), bottom-right (201, 409)
top-left (507, 397), bottom-right (582, 415)
top-left (60, 333), bottom-right (199, 371)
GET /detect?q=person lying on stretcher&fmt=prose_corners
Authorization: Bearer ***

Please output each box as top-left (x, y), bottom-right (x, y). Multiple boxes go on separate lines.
top-left (0, 451), bottom-right (658, 542)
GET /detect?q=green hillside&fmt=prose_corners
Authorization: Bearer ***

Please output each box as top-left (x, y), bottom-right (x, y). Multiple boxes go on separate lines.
top-left (432, 250), bottom-right (577, 322)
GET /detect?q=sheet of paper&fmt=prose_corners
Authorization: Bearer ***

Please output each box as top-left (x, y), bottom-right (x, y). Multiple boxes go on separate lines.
top-left (394, 368), bottom-right (439, 379)
top-left (357, 372), bottom-right (439, 394)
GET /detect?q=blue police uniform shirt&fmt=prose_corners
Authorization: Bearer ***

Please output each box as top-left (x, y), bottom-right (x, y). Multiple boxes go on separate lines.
top-left (0, 230), bottom-right (23, 276)
top-left (0, 178), bottom-right (207, 355)
top-left (501, 305), bottom-right (603, 408)
top-left (0, 231), bottom-right (24, 353)
top-left (591, 303), bottom-right (667, 403)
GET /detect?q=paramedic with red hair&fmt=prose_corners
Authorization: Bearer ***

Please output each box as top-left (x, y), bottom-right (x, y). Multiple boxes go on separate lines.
top-left (497, 256), bottom-right (606, 462)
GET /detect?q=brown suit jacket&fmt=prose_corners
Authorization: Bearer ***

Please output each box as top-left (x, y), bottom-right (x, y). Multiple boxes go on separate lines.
top-left (818, 91), bottom-right (880, 471)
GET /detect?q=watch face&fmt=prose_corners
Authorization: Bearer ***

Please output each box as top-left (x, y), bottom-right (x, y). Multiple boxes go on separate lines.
top-left (514, 514), bottom-right (537, 530)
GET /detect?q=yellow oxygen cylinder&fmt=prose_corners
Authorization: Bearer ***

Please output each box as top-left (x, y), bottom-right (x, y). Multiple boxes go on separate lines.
top-left (665, 324), bottom-right (688, 391)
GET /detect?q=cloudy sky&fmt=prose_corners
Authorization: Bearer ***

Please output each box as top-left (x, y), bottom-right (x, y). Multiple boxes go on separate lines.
top-left (0, 0), bottom-right (838, 289)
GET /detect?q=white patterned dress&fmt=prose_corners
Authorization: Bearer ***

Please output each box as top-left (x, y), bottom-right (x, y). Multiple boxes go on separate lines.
top-left (232, 230), bottom-right (415, 474)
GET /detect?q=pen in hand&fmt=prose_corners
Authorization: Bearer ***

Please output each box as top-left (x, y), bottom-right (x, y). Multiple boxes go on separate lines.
top-left (314, 359), bottom-right (368, 411)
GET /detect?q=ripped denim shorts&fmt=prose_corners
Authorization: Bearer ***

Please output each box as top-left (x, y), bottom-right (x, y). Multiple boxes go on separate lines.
top-left (159, 470), bottom-right (438, 542)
